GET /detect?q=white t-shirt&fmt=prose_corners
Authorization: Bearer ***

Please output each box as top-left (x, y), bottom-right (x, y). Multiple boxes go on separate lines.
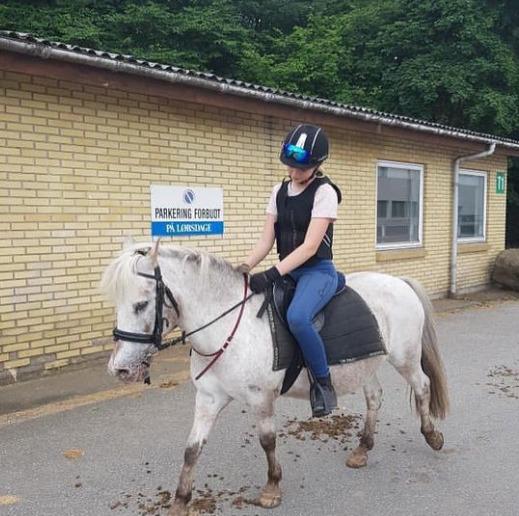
top-left (266, 180), bottom-right (338, 221)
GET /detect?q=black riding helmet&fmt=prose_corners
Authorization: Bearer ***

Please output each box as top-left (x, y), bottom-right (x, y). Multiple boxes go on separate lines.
top-left (280, 124), bottom-right (329, 169)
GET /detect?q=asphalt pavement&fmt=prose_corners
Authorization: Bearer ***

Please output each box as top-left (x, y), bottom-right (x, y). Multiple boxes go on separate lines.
top-left (1, 297), bottom-right (519, 516)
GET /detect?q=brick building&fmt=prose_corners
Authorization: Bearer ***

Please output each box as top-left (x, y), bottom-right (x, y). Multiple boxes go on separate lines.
top-left (1, 31), bottom-right (518, 384)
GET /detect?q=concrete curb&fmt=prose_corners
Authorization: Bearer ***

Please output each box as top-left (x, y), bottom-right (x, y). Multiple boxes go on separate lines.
top-left (0, 369), bottom-right (190, 428)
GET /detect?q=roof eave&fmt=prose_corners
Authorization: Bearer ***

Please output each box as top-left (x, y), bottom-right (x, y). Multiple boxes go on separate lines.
top-left (1, 33), bottom-right (519, 153)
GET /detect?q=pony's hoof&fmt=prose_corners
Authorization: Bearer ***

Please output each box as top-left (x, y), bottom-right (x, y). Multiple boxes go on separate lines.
top-left (424, 430), bottom-right (444, 451)
top-left (257, 486), bottom-right (281, 508)
top-left (168, 502), bottom-right (189, 516)
top-left (346, 447), bottom-right (368, 468)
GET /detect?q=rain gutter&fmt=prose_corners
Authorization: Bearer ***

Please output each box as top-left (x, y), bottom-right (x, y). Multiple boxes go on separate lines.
top-left (450, 143), bottom-right (496, 297)
top-left (1, 36), bottom-right (519, 151)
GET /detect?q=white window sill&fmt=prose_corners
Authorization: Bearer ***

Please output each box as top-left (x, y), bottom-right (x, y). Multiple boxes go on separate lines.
top-left (376, 243), bottom-right (422, 251)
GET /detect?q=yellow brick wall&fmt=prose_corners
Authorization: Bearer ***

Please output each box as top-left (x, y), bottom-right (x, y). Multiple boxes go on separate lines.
top-left (0, 69), bottom-right (508, 382)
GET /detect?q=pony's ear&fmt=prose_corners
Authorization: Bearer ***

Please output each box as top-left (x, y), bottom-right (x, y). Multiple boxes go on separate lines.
top-left (123, 235), bottom-right (135, 250)
top-left (150, 238), bottom-right (161, 265)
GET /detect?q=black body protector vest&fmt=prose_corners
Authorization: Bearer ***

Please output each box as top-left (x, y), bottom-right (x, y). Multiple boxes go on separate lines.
top-left (275, 174), bottom-right (342, 267)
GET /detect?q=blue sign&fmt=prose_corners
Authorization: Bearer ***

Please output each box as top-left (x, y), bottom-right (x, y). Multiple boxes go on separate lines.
top-left (152, 221), bottom-right (224, 236)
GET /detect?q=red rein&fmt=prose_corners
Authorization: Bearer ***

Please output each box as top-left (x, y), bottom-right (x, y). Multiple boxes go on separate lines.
top-left (191, 274), bottom-right (249, 381)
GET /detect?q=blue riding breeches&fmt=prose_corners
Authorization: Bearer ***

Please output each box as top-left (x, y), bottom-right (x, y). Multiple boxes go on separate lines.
top-left (286, 259), bottom-right (338, 379)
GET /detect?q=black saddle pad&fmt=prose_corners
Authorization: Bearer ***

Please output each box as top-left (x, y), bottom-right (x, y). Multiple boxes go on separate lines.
top-left (266, 278), bottom-right (387, 394)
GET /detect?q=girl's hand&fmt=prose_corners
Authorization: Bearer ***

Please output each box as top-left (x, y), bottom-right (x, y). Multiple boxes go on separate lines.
top-left (234, 263), bottom-right (251, 274)
top-left (249, 266), bottom-right (281, 293)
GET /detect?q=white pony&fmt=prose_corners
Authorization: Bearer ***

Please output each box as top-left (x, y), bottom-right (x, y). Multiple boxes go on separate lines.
top-left (100, 241), bottom-right (449, 516)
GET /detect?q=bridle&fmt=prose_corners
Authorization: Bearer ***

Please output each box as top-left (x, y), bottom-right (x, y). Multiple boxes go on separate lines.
top-left (112, 265), bottom-right (180, 351)
top-left (111, 259), bottom-right (254, 381)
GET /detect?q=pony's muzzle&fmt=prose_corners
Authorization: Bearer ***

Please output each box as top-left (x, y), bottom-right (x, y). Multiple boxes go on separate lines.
top-left (110, 360), bottom-right (150, 383)
top-left (114, 368), bottom-right (131, 381)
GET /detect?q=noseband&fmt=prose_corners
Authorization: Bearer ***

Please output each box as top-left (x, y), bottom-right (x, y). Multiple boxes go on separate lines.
top-left (112, 265), bottom-right (180, 351)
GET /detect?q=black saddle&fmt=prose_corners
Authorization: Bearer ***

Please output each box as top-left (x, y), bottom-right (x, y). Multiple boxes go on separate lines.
top-left (265, 272), bottom-right (387, 394)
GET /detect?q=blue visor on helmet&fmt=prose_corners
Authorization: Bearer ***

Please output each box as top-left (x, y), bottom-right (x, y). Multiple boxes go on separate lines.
top-left (282, 143), bottom-right (311, 164)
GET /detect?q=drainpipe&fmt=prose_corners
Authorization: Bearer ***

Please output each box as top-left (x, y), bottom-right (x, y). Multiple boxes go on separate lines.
top-left (450, 143), bottom-right (496, 297)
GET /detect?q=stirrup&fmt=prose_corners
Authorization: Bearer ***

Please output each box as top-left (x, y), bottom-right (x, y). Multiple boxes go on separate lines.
top-left (309, 376), bottom-right (337, 418)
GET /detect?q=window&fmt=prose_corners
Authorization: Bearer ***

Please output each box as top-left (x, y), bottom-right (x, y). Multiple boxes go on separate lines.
top-left (458, 170), bottom-right (486, 241)
top-left (377, 200), bottom-right (388, 218)
top-left (376, 161), bottom-right (423, 247)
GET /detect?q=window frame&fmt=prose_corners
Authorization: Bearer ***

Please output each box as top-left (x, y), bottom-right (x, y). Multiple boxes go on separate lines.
top-left (457, 168), bottom-right (487, 243)
top-left (375, 160), bottom-right (424, 250)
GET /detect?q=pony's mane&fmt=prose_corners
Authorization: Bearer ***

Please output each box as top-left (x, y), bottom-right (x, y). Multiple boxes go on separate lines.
top-left (100, 243), bottom-right (238, 305)
top-left (161, 246), bottom-right (236, 277)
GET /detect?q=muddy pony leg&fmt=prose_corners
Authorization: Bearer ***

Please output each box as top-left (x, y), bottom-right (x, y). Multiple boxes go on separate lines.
top-left (398, 365), bottom-right (444, 451)
top-left (346, 375), bottom-right (382, 468)
top-left (169, 389), bottom-right (230, 516)
top-left (252, 396), bottom-right (282, 509)
top-left (413, 370), bottom-right (445, 450)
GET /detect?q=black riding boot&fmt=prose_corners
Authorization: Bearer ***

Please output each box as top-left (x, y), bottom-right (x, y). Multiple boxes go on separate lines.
top-left (310, 374), bottom-right (337, 418)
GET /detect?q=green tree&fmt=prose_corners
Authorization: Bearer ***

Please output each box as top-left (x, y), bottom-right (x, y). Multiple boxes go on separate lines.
top-left (377, 0), bottom-right (519, 136)
top-left (258, 0), bottom-right (519, 136)
top-left (102, 0), bottom-right (252, 75)
top-left (0, 0), bottom-right (114, 48)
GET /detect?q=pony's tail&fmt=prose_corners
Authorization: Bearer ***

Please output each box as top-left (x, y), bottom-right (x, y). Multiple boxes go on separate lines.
top-left (401, 277), bottom-right (450, 420)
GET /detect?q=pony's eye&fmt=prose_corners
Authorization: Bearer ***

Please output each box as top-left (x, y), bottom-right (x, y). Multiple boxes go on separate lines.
top-left (133, 301), bottom-right (149, 314)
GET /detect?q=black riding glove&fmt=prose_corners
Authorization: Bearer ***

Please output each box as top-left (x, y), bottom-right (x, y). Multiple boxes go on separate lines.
top-left (249, 266), bottom-right (281, 293)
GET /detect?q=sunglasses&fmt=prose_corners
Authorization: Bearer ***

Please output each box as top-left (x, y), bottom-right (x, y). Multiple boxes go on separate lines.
top-left (282, 143), bottom-right (311, 164)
